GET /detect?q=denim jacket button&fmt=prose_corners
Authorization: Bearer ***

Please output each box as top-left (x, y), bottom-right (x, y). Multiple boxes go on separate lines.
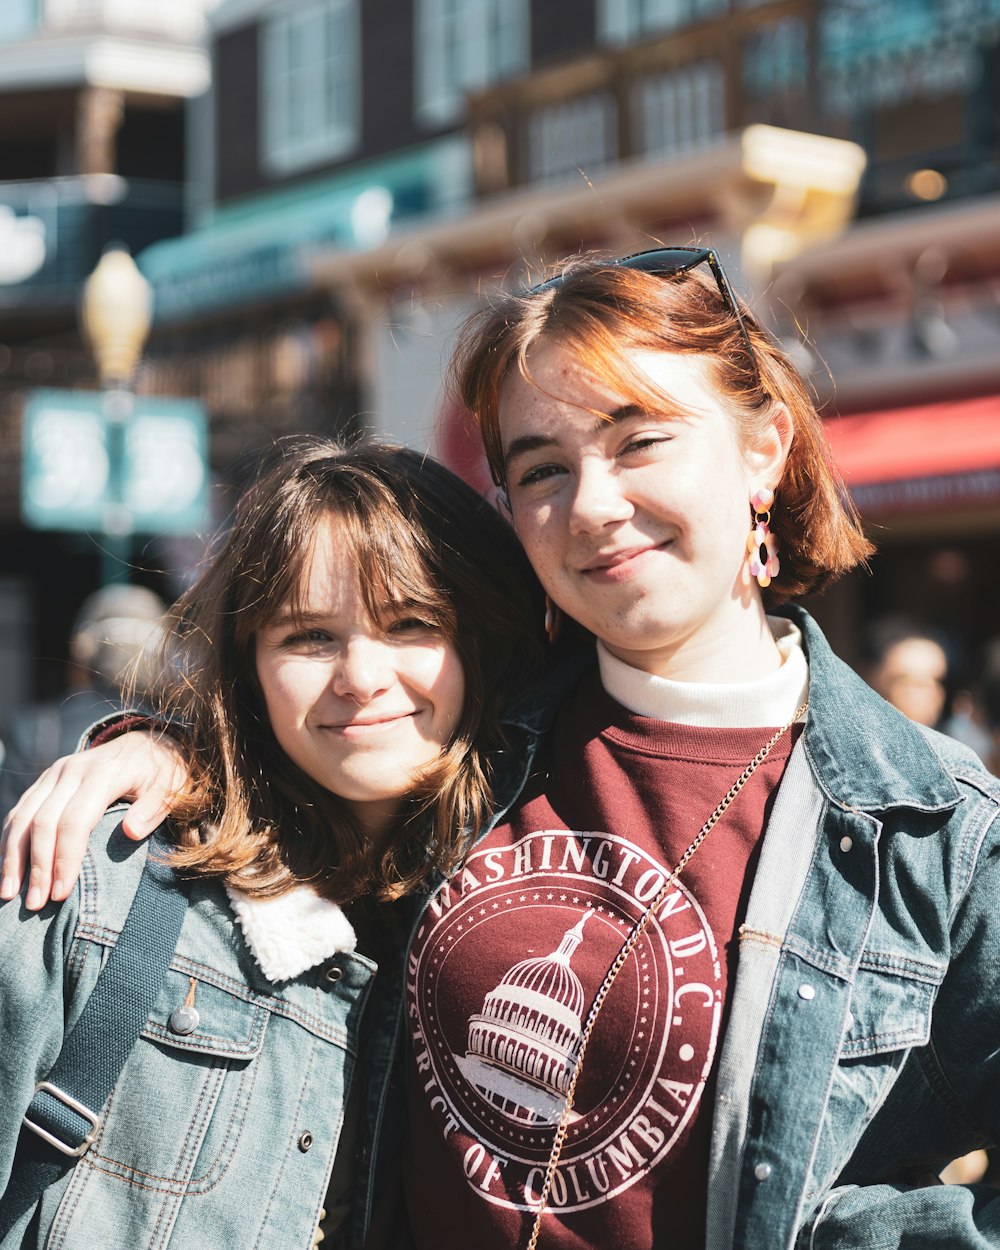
top-left (754, 1162), bottom-right (772, 1181)
top-left (323, 964), bottom-right (343, 984)
top-left (839, 836), bottom-right (854, 852)
top-left (797, 983), bottom-right (816, 1001)
top-left (298, 1131), bottom-right (314, 1152)
top-left (168, 1005), bottom-right (200, 1035)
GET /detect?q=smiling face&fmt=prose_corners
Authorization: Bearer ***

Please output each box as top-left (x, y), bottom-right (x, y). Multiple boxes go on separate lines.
top-left (499, 342), bottom-right (790, 681)
top-left (254, 515), bottom-right (466, 843)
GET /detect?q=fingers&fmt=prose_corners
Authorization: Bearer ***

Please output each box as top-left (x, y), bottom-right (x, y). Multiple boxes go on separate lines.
top-left (1, 758), bottom-right (91, 908)
top-left (121, 793), bottom-right (173, 841)
top-left (120, 732), bottom-right (188, 841)
top-left (0, 731), bottom-right (190, 909)
top-left (0, 777), bottom-right (47, 901)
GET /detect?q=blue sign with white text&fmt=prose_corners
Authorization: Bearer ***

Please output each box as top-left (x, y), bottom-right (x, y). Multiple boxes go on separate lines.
top-left (22, 389), bottom-right (209, 536)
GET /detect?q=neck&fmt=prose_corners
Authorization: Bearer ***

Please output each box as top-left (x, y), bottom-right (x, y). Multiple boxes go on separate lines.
top-left (345, 798), bottom-right (401, 850)
top-left (603, 599), bottom-right (783, 684)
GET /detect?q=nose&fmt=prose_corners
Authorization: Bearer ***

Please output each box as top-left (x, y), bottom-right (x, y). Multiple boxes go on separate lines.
top-left (331, 635), bottom-right (393, 704)
top-left (568, 462), bottom-right (633, 535)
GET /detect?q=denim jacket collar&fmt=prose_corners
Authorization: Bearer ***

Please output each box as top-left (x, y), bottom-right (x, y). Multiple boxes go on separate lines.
top-left (225, 883), bottom-right (358, 982)
top-left (500, 610), bottom-right (962, 818)
top-left (786, 606), bottom-right (961, 814)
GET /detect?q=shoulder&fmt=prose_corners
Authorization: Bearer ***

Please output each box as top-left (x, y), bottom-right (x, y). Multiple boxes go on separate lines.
top-left (73, 804), bottom-right (157, 936)
top-left (917, 724), bottom-right (1000, 789)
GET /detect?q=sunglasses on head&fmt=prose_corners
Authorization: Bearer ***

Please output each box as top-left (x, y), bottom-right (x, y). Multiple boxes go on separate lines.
top-left (527, 246), bottom-right (760, 383)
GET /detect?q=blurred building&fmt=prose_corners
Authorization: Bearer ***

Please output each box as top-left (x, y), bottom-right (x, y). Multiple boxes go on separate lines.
top-left (0, 0), bottom-right (211, 710)
top-left (2, 0), bottom-right (1000, 703)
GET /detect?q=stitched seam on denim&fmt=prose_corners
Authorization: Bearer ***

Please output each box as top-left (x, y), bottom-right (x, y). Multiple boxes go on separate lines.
top-left (148, 960), bottom-right (356, 1051)
top-left (253, 1025), bottom-right (320, 1248)
top-left (840, 1027), bottom-right (929, 1057)
top-left (948, 801), bottom-right (1000, 927)
top-left (73, 924), bottom-right (117, 945)
top-left (785, 806), bottom-right (883, 1246)
top-left (170, 955), bottom-right (365, 1044)
top-left (782, 936), bottom-right (853, 981)
top-left (738, 925), bottom-right (783, 950)
top-left (252, 994), bottom-right (355, 1049)
top-left (143, 1003), bottom-right (266, 1055)
top-left (855, 952), bottom-right (947, 983)
top-left (48, 1160), bottom-right (87, 1249)
top-left (91, 1053), bottom-right (220, 1187)
top-left (90, 1047), bottom-right (261, 1192)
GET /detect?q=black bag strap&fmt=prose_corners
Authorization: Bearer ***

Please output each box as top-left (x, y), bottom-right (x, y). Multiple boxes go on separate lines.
top-left (0, 825), bottom-right (189, 1239)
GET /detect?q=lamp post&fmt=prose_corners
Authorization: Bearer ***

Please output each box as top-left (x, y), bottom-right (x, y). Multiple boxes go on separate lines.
top-left (79, 243), bottom-right (153, 583)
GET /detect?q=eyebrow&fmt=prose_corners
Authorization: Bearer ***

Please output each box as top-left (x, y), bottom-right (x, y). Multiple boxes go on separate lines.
top-left (502, 404), bottom-right (647, 474)
top-left (265, 607), bottom-right (331, 629)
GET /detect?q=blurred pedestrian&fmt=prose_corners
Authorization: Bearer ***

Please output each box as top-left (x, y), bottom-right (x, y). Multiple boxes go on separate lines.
top-left (0, 584), bottom-right (166, 817)
top-left (858, 614), bottom-right (949, 727)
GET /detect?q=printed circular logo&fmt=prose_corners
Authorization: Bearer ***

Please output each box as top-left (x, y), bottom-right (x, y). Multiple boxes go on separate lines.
top-left (408, 830), bottom-right (722, 1212)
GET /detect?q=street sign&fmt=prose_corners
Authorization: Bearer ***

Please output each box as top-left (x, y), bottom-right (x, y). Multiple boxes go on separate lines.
top-left (22, 389), bottom-right (208, 535)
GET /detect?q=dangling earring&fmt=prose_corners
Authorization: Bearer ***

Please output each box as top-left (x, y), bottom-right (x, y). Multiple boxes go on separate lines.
top-left (744, 487), bottom-right (779, 589)
top-left (544, 594), bottom-right (562, 644)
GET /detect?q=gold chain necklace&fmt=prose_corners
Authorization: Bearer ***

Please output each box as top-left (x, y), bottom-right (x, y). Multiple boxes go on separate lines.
top-left (524, 700), bottom-right (809, 1250)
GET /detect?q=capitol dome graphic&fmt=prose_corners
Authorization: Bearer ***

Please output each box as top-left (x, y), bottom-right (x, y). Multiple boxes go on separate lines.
top-left (455, 910), bottom-right (593, 1125)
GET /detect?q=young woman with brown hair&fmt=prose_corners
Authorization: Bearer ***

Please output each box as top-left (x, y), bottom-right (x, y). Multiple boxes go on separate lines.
top-left (6, 249), bottom-right (1000, 1250)
top-left (0, 436), bottom-right (543, 1248)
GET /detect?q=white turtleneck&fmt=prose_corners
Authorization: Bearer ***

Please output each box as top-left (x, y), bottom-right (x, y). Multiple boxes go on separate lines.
top-left (597, 616), bottom-right (809, 728)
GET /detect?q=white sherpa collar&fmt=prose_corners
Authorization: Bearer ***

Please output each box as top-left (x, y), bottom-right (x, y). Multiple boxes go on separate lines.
top-left (225, 883), bottom-right (357, 983)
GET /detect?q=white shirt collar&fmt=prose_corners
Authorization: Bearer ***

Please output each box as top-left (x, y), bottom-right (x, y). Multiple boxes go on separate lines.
top-left (597, 616), bottom-right (809, 728)
top-left (225, 883), bottom-right (357, 983)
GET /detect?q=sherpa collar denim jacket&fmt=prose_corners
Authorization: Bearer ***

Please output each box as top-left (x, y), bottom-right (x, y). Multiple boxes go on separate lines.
top-left (0, 815), bottom-right (372, 1249)
top-left (353, 607), bottom-right (1000, 1250)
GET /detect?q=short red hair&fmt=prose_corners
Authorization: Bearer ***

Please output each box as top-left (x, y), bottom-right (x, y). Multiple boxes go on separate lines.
top-left (451, 256), bottom-right (873, 604)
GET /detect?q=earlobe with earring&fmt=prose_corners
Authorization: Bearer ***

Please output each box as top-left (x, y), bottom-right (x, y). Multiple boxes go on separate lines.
top-left (544, 595), bottom-right (561, 644)
top-left (744, 487), bottom-right (779, 589)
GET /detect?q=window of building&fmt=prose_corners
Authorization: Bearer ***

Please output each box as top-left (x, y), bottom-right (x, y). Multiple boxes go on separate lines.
top-left (743, 18), bottom-right (808, 102)
top-left (415, 0), bottom-right (528, 126)
top-left (526, 91), bottom-right (618, 185)
top-left (598, 0), bottom-right (727, 44)
top-left (632, 60), bottom-right (725, 156)
top-left (818, 0), bottom-right (998, 114)
top-left (261, 0), bottom-right (359, 175)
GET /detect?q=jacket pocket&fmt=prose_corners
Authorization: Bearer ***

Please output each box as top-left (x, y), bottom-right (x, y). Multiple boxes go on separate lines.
top-left (805, 958), bottom-right (944, 1203)
top-left (839, 958), bottom-right (942, 1060)
top-left (80, 968), bottom-right (269, 1192)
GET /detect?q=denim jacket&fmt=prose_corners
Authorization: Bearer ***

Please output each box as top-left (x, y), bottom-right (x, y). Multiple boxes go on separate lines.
top-left (353, 607), bottom-right (1000, 1250)
top-left (0, 808), bottom-right (375, 1249)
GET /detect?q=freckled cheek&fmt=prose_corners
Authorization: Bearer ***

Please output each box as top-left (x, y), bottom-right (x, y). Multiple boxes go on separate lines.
top-left (260, 663), bottom-right (329, 728)
top-left (426, 650), bottom-right (466, 741)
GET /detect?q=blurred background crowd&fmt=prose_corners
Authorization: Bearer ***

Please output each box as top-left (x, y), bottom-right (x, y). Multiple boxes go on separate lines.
top-left (0, 0), bottom-right (999, 1189)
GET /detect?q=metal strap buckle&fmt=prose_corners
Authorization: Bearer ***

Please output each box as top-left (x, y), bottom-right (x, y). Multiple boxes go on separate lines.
top-left (22, 1081), bottom-right (100, 1157)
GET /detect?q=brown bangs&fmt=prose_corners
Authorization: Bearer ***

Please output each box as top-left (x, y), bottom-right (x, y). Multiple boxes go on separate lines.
top-left (156, 436), bottom-right (544, 907)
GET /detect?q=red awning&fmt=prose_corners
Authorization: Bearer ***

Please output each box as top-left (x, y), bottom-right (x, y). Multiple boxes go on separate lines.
top-left (824, 394), bottom-right (1000, 514)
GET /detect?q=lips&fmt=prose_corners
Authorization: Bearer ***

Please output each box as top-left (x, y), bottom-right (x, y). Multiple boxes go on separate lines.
top-left (578, 540), bottom-right (669, 578)
top-left (324, 711), bottom-right (417, 733)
